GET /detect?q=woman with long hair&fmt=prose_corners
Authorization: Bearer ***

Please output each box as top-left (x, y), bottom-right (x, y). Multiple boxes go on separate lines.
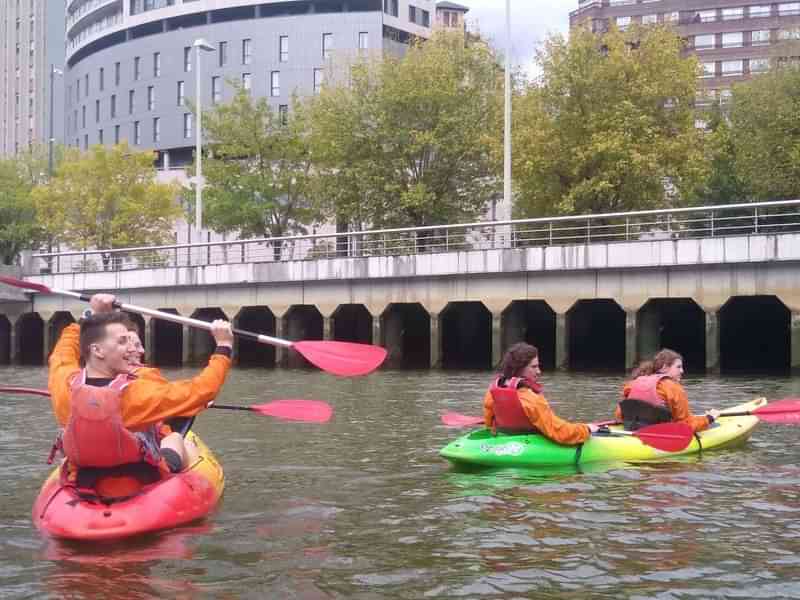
top-left (617, 348), bottom-right (720, 431)
top-left (483, 342), bottom-right (598, 445)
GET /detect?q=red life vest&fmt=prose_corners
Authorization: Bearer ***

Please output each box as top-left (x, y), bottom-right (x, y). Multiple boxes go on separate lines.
top-left (626, 374), bottom-right (669, 408)
top-left (489, 376), bottom-right (541, 433)
top-left (58, 370), bottom-right (162, 469)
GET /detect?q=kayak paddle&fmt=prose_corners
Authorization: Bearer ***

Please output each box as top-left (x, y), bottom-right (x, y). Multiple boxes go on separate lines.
top-left (599, 422), bottom-right (694, 452)
top-left (0, 386), bottom-right (333, 423)
top-left (441, 411), bottom-right (620, 429)
top-left (719, 398), bottom-right (800, 424)
top-left (0, 276), bottom-right (386, 377)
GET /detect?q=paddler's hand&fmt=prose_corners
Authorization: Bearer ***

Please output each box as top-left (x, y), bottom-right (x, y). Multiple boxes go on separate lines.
top-left (587, 423), bottom-right (600, 433)
top-left (705, 409), bottom-right (721, 423)
top-left (210, 319), bottom-right (234, 348)
top-left (89, 293), bottom-right (117, 314)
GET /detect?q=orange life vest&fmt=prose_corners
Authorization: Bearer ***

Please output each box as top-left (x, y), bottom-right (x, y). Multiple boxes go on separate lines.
top-left (489, 377), bottom-right (540, 433)
top-left (57, 370), bottom-right (162, 470)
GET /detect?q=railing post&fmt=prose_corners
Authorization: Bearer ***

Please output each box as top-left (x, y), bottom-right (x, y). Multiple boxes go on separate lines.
top-left (625, 218), bottom-right (629, 241)
top-left (549, 221), bottom-right (553, 246)
top-left (587, 218), bottom-right (591, 243)
top-left (710, 211), bottom-right (715, 237)
top-left (754, 207), bottom-right (759, 234)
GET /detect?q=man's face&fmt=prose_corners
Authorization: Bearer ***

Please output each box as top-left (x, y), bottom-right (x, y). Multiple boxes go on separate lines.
top-left (89, 323), bottom-right (134, 375)
top-left (126, 331), bottom-right (145, 368)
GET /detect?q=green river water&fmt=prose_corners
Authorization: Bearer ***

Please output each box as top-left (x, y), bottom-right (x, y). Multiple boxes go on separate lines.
top-left (2, 367), bottom-right (800, 599)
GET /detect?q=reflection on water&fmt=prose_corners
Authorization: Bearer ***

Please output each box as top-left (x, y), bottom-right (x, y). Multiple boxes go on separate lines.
top-left (1, 366), bottom-right (800, 598)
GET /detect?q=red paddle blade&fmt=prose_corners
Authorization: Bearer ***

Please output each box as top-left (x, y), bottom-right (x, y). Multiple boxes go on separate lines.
top-left (634, 422), bottom-right (694, 452)
top-left (250, 400), bottom-right (333, 423)
top-left (292, 340), bottom-right (387, 377)
top-left (752, 399), bottom-right (800, 423)
top-left (441, 412), bottom-right (485, 427)
top-left (0, 275), bottom-right (51, 294)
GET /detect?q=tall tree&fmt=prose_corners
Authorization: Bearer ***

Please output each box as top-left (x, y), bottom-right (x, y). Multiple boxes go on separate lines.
top-left (0, 149), bottom-right (47, 265)
top-left (512, 25), bottom-right (707, 217)
top-left (197, 88), bottom-right (318, 261)
top-left (308, 31), bottom-right (502, 233)
top-left (32, 143), bottom-right (181, 270)
top-left (726, 65), bottom-right (800, 201)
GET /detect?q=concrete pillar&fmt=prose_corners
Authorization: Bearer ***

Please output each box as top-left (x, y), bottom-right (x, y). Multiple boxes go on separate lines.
top-left (323, 316), bottom-right (333, 341)
top-left (491, 312), bottom-right (502, 368)
top-left (636, 303), bottom-right (660, 362)
top-left (705, 309), bottom-right (720, 373)
top-left (792, 311), bottom-right (800, 373)
top-left (40, 312), bottom-right (54, 360)
top-left (181, 325), bottom-right (191, 366)
top-left (555, 312), bottom-right (569, 370)
top-left (430, 311), bottom-right (441, 369)
top-left (625, 310), bottom-right (637, 371)
top-left (275, 316), bottom-right (287, 367)
top-left (144, 315), bottom-right (155, 365)
top-left (371, 313), bottom-right (381, 347)
top-left (8, 315), bottom-right (20, 365)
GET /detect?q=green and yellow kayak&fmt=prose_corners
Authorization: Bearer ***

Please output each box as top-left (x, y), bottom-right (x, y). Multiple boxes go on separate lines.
top-left (440, 397), bottom-right (764, 469)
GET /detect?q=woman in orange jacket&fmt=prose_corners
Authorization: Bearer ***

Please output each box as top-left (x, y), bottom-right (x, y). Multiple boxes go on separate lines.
top-left (617, 348), bottom-right (720, 432)
top-left (483, 342), bottom-right (598, 445)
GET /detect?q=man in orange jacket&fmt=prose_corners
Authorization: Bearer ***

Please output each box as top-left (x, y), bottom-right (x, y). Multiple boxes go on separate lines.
top-left (48, 293), bottom-right (233, 471)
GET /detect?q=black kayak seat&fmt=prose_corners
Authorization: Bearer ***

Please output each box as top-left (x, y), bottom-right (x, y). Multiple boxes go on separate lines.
top-left (619, 398), bottom-right (672, 431)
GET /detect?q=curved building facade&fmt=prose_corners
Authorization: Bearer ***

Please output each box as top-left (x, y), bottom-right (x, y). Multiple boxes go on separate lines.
top-left (64, 0), bottom-right (434, 165)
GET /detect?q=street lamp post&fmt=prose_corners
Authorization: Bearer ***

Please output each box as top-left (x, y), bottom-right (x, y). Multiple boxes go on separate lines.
top-left (503, 0), bottom-right (512, 208)
top-left (193, 38), bottom-right (215, 233)
top-left (48, 64), bottom-right (63, 177)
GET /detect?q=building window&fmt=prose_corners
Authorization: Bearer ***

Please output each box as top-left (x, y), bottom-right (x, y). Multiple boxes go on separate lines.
top-left (359, 31), bottom-right (369, 50)
top-left (153, 52), bottom-right (160, 77)
top-left (663, 11), bottom-right (679, 22)
top-left (721, 59), bottom-right (743, 75)
top-left (177, 80), bottom-right (185, 105)
top-left (721, 7), bottom-right (744, 20)
top-left (99, 67), bottom-right (104, 91)
top-left (322, 33), bottom-right (333, 59)
top-left (242, 73), bottom-right (252, 91)
top-left (722, 32), bottom-right (743, 47)
top-left (313, 68), bottom-right (324, 94)
top-left (750, 57), bottom-right (769, 72)
top-left (383, 0), bottom-right (398, 17)
top-left (616, 16), bottom-right (631, 29)
top-left (409, 5), bottom-right (417, 23)
top-left (115, 61), bottom-right (120, 86)
top-left (700, 61), bottom-right (716, 78)
top-left (242, 39), bottom-right (252, 65)
top-left (114, 124), bottom-right (120, 144)
top-left (147, 86), bottom-right (155, 110)
top-left (99, 129), bottom-right (103, 144)
top-left (183, 113), bottom-right (192, 138)
top-left (219, 41), bottom-right (228, 66)
top-left (694, 33), bottom-right (715, 49)
top-left (779, 28), bottom-right (800, 39)
top-left (720, 89), bottom-right (733, 103)
top-left (111, 94), bottom-right (117, 117)
top-left (695, 9), bottom-right (716, 22)
top-left (212, 76), bottom-right (221, 104)
top-left (749, 5), bottom-right (771, 17)
top-left (84, 134), bottom-right (88, 150)
top-left (270, 71), bottom-right (280, 97)
top-left (133, 121), bottom-right (140, 145)
top-left (153, 117), bottom-right (160, 142)
top-left (84, 74), bottom-right (89, 96)
top-left (778, 2), bottom-right (800, 16)
top-left (751, 29), bottom-right (771, 45)
top-left (184, 46), bottom-right (191, 72)
top-left (95, 99), bottom-right (100, 122)
top-left (134, 56), bottom-right (141, 80)
top-left (642, 14), bottom-right (657, 24)
top-left (279, 36), bottom-right (288, 62)
top-left (421, 9), bottom-right (430, 27)
top-left (278, 104), bottom-right (288, 125)
top-left (129, 89), bottom-right (135, 114)
top-left (82, 105), bottom-right (86, 128)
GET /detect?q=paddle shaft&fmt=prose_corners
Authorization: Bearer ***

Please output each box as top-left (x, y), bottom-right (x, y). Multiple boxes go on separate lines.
top-left (58, 289), bottom-right (292, 348)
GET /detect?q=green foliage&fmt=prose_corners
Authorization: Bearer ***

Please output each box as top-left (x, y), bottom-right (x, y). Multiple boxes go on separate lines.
top-left (726, 65), bottom-right (800, 201)
top-left (512, 25), bottom-right (707, 217)
top-left (308, 31), bottom-right (501, 230)
top-left (31, 143), bottom-right (180, 269)
top-left (0, 147), bottom-right (48, 265)
top-left (197, 87), bottom-right (318, 260)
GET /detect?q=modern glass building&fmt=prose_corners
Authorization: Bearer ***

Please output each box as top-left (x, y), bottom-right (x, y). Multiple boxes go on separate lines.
top-left (64, 0), bottom-right (436, 166)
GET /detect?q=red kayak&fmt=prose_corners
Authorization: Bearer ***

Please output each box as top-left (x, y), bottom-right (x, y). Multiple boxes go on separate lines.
top-left (32, 432), bottom-right (224, 541)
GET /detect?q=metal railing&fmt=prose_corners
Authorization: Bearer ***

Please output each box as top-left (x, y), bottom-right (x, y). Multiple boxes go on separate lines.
top-left (27, 199), bottom-right (800, 276)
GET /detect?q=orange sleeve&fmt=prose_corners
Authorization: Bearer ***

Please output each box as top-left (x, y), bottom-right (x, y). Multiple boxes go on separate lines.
top-left (47, 323), bottom-right (81, 426)
top-left (483, 389), bottom-right (495, 428)
top-left (518, 389), bottom-right (590, 445)
top-left (658, 379), bottom-right (711, 433)
top-left (120, 354), bottom-right (231, 428)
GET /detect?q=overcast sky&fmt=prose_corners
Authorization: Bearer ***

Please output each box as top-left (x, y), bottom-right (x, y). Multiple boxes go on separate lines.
top-left (459, 0), bottom-right (576, 76)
